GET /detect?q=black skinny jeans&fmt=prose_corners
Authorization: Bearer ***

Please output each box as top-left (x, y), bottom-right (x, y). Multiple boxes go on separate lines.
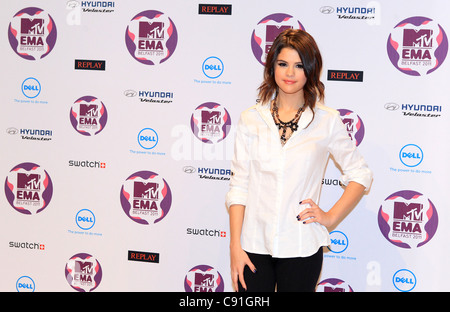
top-left (238, 248), bottom-right (323, 292)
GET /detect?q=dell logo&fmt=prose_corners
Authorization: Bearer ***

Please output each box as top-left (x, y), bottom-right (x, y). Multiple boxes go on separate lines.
top-left (202, 56), bottom-right (224, 79)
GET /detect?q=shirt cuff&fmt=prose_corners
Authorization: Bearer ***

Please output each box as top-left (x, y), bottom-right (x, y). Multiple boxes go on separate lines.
top-left (340, 167), bottom-right (373, 191)
top-left (225, 189), bottom-right (247, 210)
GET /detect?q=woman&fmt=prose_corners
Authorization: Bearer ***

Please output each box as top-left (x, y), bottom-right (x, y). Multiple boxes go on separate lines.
top-left (226, 29), bottom-right (372, 292)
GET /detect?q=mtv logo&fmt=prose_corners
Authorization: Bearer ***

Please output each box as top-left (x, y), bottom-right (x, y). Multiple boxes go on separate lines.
top-left (139, 21), bottom-right (165, 40)
top-left (201, 111), bottom-right (221, 124)
top-left (133, 181), bottom-right (159, 200)
top-left (393, 202), bottom-right (423, 221)
top-left (79, 104), bottom-right (98, 117)
top-left (265, 25), bottom-right (293, 42)
top-left (403, 29), bottom-right (433, 48)
top-left (75, 261), bottom-right (94, 274)
top-left (17, 173), bottom-right (40, 190)
top-left (265, 25), bottom-right (293, 53)
top-left (342, 118), bottom-right (354, 132)
top-left (324, 286), bottom-right (345, 292)
top-left (194, 272), bottom-right (214, 287)
top-left (21, 18), bottom-right (45, 35)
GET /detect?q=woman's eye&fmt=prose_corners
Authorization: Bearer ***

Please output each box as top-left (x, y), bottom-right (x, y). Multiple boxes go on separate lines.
top-left (296, 64), bottom-right (304, 69)
top-left (277, 62), bottom-right (287, 67)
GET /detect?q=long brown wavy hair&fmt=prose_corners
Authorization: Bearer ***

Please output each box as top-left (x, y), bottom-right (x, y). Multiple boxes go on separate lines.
top-left (257, 29), bottom-right (325, 123)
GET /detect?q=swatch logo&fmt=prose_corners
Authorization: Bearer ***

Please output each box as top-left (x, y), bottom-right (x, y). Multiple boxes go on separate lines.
top-left (69, 160), bottom-right (106, 168)
top-left (8, 7), bottom-right (57, 60)
top-left (327, 70), bottom-right (363, 82)
top-left (186, 227), bottom-right (227, 238)
top-left (378, 190), bottom-right (438, 248)
top-left (387, 16), bottom-right (448, 76)
top-left (9, 241), bottom-right (45, 250)
top-left (128, 250), bottom-right (159, 263)
top-left (4, 162), bottom-right (53, 215)
top-left (74, 59), bottom-right (106, 71)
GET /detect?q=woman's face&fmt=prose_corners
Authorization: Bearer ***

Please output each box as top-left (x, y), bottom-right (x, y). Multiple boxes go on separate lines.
top-left (274, 47), bottom-right (307, 99)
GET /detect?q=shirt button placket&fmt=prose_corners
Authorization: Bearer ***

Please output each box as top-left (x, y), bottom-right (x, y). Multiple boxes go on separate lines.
top-left (273, 149), bottom-right (286, 255)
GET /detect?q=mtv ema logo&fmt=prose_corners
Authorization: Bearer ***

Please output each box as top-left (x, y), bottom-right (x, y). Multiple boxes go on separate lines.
top-left (8, 7), bottom-right (57, 60)
top-left (337, 109), bottom-right (365, 146)
top-left (4, 162), bottom-right (53, 215)
top-left (251, 13), bottom-right (305, 65)
top-left (69, 96), bottom-right (108, 136)
top-left (316, 278), bottom-right (353, 292)
top-left (120, 170), bottom-right (172, 225)
top-left (65, 253), bottom-right (102, 292)
top-left (184, 265), bottom-right (224, 292)
top-left (190, 102), bottom-right (231, 144)
top-left (387, 16), bottom-right (448, 76)
top-left (125, 10), bottom-right (178, 65)
top-left (378, 190), bottom-right (438, 248)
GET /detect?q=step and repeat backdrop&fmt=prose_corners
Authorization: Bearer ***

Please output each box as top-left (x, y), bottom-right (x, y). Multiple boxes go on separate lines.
top-left (1, 0), bottom-right (449, 292)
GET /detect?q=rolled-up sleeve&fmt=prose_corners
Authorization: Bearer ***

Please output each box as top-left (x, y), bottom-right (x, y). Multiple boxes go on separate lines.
top-left (327, 113), bottom-right (373, 190)
top-left (225, 113), bottom-right (252, 209)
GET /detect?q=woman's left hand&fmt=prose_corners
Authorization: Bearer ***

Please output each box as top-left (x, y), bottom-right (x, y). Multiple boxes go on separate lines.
top-left (297, 198), bottom-right (336, 228)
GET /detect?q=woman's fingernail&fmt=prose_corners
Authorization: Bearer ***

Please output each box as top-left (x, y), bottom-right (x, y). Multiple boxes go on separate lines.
top-left (299, 201), bottom-right (303, 204)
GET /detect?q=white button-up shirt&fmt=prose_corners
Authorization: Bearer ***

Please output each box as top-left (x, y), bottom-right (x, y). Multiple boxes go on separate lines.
top-left (226, 103), bottom-right (373, 258)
